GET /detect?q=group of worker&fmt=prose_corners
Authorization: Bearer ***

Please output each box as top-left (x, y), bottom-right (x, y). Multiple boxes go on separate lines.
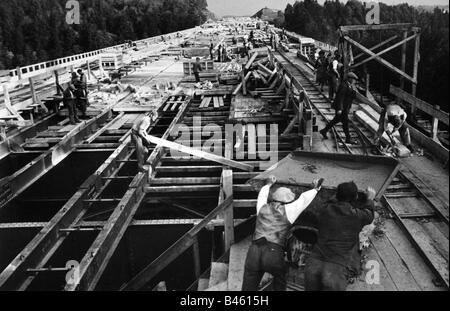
top-left (61, 69), bottom-right (89, 125)
top-left (242, 176), bottom-right (377, 291)
top-left (313, 50), bottom-right (413, 151)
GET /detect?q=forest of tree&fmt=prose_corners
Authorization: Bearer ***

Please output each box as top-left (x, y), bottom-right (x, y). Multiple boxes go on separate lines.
top-left (284, 0), bottom-right (449, 110)
top-left (0, 0), bottom-right (209, 70)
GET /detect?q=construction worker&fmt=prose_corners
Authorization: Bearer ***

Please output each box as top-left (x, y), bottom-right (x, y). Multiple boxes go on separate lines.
top-left (375, 104), bottom-right (414, 153)
top-left (131, 111), bottom-right (157, 172)
top-left (76, 69), bottom-right (88, 119)
top-left (217, 44), bottom-right (222, 62)
top-left (242, 176), bottom-right (323, 291)
top-left (315, 50), bottom-right (328, 92)
top-left (209, 42), bottom-right (214, 60)
top-left (305, 182), bottom-right (376, 291)
top-left (192, 57), bottom-right (203, 83)
top-left (62, 82), bottom-right (80, 125)
top-left (319, 72), bottom-right (359, 145)
top-left (328, 51), bottom-right (342, 100)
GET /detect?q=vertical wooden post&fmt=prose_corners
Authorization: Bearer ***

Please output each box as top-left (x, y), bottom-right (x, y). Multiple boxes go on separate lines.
top-left (192, 236), bottom-right (201, 279)
top-left (342, 39), bottom-right (349, 80)
top-left (431, 105), bottom-right (440, 141)
top-left (86, 60), bottom-right (91, 81)
top-left (29, 77), bottom-right (37, 106)
top-left (54, 70), bottom-right (61, 95)
top-left (16, 66), bottom-right (23, 83)
top-left (365, 73), bottom-right (370, 97)
top-left (221, 135), bottom-right (234, 252)
top-left (411, 31), bottom-right (421, 116)
top-left (398, 31), bottom-right (408, 105)
top-left (241, 70), bottom-right (247, 96)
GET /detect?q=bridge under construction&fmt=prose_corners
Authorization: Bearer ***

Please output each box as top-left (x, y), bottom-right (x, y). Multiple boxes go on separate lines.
top-left (0, 17), bottom-right (448, 291)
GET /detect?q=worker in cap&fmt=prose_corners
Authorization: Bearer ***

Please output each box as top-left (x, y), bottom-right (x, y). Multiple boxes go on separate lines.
top-left (305, 182), bottom-right (376, 291)
top-left (63, 78), bottom-right (80, 125)
top-left (242, 176), bottom-right (324, 291)
top-left (320, 72), bottom-right (359, 145)
top-left (375, 103), bottom-right (414, 153)
top-left (131, 111), bottom-right (157, 172)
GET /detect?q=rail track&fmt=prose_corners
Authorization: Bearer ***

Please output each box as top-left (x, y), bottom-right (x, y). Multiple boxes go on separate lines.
top-left (274, 50), bottom-right (449, 288)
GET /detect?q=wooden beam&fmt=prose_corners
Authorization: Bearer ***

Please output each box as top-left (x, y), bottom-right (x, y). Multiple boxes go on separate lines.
top-left (353, 35), bottom-right (398, 61)
top-left (245, 52), bottom-right (258, 70)
top-left (345, 35), bottom-right (416, 83)
top-left (340, 23), bottom-right (414, 33)
top-left (350, 33), bottom-right (417, 70)
top-left (146, 135), bottom-right (253, 172)
top-left (390, 85), bottom-right (449, 125)
top-left (120, 196), bottom-right (233, 291)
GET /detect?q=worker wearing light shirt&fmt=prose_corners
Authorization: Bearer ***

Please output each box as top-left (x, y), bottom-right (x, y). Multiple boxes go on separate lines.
top-left (242, 176), bottom-right (323, 291)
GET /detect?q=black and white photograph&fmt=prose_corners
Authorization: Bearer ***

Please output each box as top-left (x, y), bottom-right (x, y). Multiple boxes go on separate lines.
top-left (0, 0), bottom-right (448, 302)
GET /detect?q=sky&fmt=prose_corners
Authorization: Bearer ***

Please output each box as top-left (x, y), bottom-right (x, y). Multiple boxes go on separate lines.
top-left (207, 0), bottom-right (450, 17)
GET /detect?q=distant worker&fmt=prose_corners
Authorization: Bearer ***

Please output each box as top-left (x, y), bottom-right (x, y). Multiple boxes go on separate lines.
top-left (242, 176), bottom-right (323, 291)
top-left (131, 111), bottom-right (157, 172)
top-left (76, 69), bottom-right (88, 119)
top-left (62, 82), bottom-right (80, 125)
top-left (209, 42), bottom-right (214, 60)
top-left (315, 50), bottom-right (328, 92)
top-left (375, 104), bottom-right (414, 153)
top-left (217, 44), bottom-right (222, 62)
top-left (305, 182), bottom-right (376, 291)
top-left (193, 57), bottom-right (203, 83)
top-left (328, 51), bottom-right (343, 100)
top-left (320, 72), bottom-right (359, 145)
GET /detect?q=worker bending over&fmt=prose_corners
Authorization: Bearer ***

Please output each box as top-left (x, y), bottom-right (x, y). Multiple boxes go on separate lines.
top-left (320, 72), bottom-right (359, 145)
top-left (242, 176), bottom-right (323, 291)
top-left (131, 111), bottom-right (157, 172)
top-left (375, 103), bottom-right (414, 153)
top-left (305, 182), bottom-right (376, 291)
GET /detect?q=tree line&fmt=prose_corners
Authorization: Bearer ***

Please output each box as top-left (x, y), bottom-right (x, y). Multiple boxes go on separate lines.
top-left (0, 0), bottom-right (209, 70)
top-left (283, 0), bottom-right (449, 110)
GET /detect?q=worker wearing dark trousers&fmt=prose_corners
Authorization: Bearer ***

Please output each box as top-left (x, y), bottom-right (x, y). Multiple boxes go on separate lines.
top-left (375, 104), bottom-right (414, 152)
top-left (305, 182), bottom-right (376, 291)
top-left (193, 57), bottom-right (203, 83)
top-left (210, 43), bottom-right (214, 60)
top-left (131, 112), bottom-right (156, 172)
top-left (76, 69), bottom-right (89, 118)
top-left (242, 176), bottom-right (322, 291)
top-left (63, 84), bottom-right (80, 125)
top-left (217, 45), bottom-right (222, 62)
top-left (320, 72), bottom-right (359, 145)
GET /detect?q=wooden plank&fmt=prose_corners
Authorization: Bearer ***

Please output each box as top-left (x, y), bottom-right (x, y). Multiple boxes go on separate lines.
top-left (146, 135), bottom-right (253, 172)
top-left (213, 96), bottom-right (220, 108)
top-left (247, 124), bottom-right (257, 159)
top-left (401, 218), bottom-right (449, 286)
top-left (340, 23), bottom-right (414, 32)
top-left (218, 96), bottom-right (224, 107)
top-left (383, 219), bottom-right (445, 291)
top-left (370, 232), bottom-right (421, 290)
top-left (390, 85), bottom-right (449, 125)
top-left (245, 52), bottom-right (258, 70)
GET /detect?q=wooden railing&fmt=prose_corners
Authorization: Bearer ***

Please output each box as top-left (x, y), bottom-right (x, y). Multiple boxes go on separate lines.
top-left (390, 85), bottom-right (449, 141)
top-left (2, 28), bottom-right (196, 88)
top-left (268, 49), bottom-right (313, 150)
